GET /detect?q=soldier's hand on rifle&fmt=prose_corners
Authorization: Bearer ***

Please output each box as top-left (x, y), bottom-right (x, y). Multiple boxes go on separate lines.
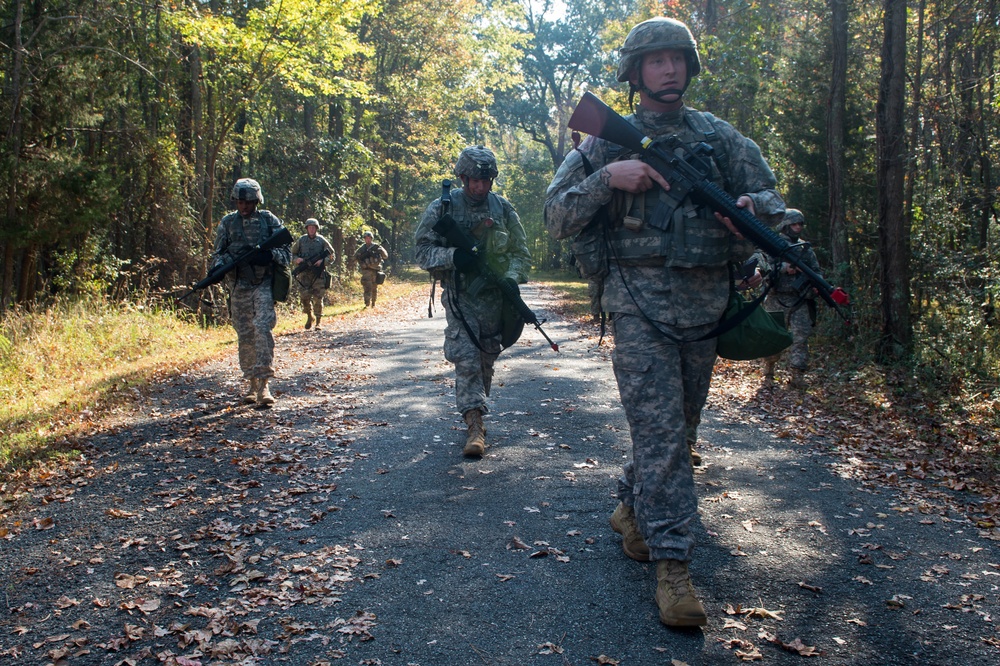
top-left (294, 257), bottom-right (304, 265)
top-left (603, 160), bottom-right (671, 194)
top-left (452, 248), bottom-right (477, 273)
top-left (713, 195), bottom-right (754, 239)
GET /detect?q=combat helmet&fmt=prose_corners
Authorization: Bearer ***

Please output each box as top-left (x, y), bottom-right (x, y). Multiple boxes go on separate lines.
top-left (616, 17), bottom-right (702, 84)
top-left (305, 218), bottom-right (320, 230)
top-left (453, 146), bottom-right (499, 180)
top-left (777, 209), bottom-right (805, 233)
top-left (231, 178), bottom-right (264, 204)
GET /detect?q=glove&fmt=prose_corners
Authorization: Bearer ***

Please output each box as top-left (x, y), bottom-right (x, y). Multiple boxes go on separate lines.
top-left (250, 250), bottom-right (273, 266)
top-left (452, 248), bottom-right (478, 273)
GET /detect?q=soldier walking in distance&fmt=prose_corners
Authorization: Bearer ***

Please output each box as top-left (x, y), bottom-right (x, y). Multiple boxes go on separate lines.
top-left (414, 146), bottom-right (531, 457)
top-left (760, 209), bottom-right (824, 388)
top-left (545, 18), bottom-right (785, 626)
top-left (291, 218), bottom-right (335, 329)
top-left (211, 178), bottom-right (292, 407)
top-left (354, 231), bottom-right (388, 307)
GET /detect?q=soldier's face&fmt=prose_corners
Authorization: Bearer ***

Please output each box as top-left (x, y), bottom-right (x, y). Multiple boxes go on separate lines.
top-left (463, 176), bottom-right (493, 202)
top-left (636, 48), bottom-right (687, 110)
top-left (236, 199), bottom-right (258, 217)
top-left (307, 226), bottom-right (318, 238)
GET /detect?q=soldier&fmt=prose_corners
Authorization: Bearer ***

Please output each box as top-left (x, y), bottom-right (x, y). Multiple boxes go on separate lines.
top-left (545, 18), bottom-right (784, 626)
top-left (760, 209), bottom-right (823, 388)
top-left (211, 178), bottom-right (292, 407)
top-left (414, 146), bottom-right (531, 457)
top-left (291, 218), bottom-right (335, 329)
top-left (354, 231), bottom-right (388, 307)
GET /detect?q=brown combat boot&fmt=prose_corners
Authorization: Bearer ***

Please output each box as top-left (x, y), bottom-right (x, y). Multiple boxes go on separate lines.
top-left (609, 503), bottom-right (651, 562)
top-left (256, 378), bottom-right (275, 407)
top-left (689, 445), bottom-right (702, 467)
top-left (243, 378), bottom-right (258, 404)
top-left (314, 315), bottom-right (322, 330)
top-left (462, 409), bottom-right (486, 457)
top-left (655, 559), bottom-right (708, 627)
top-left (761, 358), bottom-right (776, 388)
top-left (789, 367), bottom-right (806, 389)
top-left (305, 314), bottom-right (313, 330)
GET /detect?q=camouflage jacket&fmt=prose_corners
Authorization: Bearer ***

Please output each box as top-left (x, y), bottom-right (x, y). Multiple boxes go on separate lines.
top-left (545, 104), bottom-right (785, 328)
top-left (211, 209), bottom-right (291, 289)
top-left (354, 243), bottom-right (388, 271)
top-left (414, 189), bottom-right (531, 298)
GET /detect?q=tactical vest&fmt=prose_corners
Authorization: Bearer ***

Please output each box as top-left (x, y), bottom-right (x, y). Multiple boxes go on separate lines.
top-left (447, 191), bottom-right (512, 296)
top-left (608, 111), bottom-right (732, 268)
top-left (223, 210), bottom-right (279, 285)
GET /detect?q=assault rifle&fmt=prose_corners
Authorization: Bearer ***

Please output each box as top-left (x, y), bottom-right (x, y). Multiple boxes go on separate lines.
top-left (293, 248), bottom-right (330, 277)
top-left (568, 92), bottom-right (850, 322)
top-left (178, 227), bottom-right (293, 301)
top-left (433, 180), bottom-right (559, 352)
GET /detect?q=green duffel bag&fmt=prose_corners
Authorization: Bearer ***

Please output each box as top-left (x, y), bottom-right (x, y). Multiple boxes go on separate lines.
top-left (715, 290), bottom-right (792, 361)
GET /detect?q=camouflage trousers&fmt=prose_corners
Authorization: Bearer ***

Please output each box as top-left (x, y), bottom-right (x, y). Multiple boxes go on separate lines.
top-left (441, 285), bottom-right (502, 415)
top-left (612, 312), bottom-right (718, 562)
top-left (360, 269), bottom-right (380, 306)
top-left (764, 295), bottom-right (813, 370)
top-left (229, 282), bottom-right (277, 380)
top-left (297, 279), bottom-right (326, 319)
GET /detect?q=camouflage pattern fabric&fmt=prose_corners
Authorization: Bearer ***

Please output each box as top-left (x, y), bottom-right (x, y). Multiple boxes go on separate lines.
top-left (292, 233), bottom-right (335, 318)
top-left (211, 209), bottom-right (291, 380)
top-left (414, 189), bottom-right (531, 415)
top-left (761, 228), bottom-right (823, 371)
top-left (545, 103), bottom-right (784, 562)
top-left (355, 243), bottom-right (388, 306)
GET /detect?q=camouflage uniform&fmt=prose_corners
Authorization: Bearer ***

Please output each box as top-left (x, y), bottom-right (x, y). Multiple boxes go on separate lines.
top-left (291, 226), bottom-right (335, 325)
top-left (546, 105), bottom-right (784, 563)
top-left (761, 210), bottom-right (822, 372)
top-left (211, 206), bottom-right (291, 382)
top-left (354, 235), bottom-right (388, 307)
top-left (414, 183), bottom-right (531, 418)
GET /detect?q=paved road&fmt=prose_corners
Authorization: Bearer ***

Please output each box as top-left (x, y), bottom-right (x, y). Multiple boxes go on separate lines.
top-left (1, 285), bottom-right (997, 665)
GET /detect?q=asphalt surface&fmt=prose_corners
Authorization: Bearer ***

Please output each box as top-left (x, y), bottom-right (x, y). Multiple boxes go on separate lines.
top-left (1, 284), bottom-right (998, 665)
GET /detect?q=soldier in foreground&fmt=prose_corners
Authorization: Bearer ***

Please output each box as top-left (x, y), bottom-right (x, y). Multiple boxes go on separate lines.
top-left (211, 178), bottom-right (292, 407)
top-left (354, 231), bottom-right (388, 307)
top-left (291, 218), bottom-right (335, 329)
top-left (545, 18), bottom-right (785, 626)
top-left (761, 209), bottom-right (824, 388)
top-left (414, 146), bottom-right (531, 457)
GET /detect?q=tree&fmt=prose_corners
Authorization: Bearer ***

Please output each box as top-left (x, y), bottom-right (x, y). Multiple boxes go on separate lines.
top-left (876, 0), bottom-right (910, 360)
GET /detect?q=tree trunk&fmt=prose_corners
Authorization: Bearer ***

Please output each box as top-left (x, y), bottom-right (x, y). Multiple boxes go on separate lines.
top-left (826, 0), bottom-right (850, 293)
top-left (876, 0), bottom-right (911, 361)
top-left (2, 0), bottom-right (26, 314)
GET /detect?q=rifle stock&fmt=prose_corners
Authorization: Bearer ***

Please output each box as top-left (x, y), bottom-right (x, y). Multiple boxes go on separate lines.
top-left (568, 92), bottom-right (850, 321)
top-left (432, 207), bottom-right (558, 352)
top-left (178, 227), bottom-right (292, 301)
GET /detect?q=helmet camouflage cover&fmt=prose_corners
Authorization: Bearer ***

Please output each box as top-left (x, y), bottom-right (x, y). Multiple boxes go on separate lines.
top-left (231, 178), bottom-right (264, 204)
top-left (777, 208), bottom-right (806, 232)
top-left (616, 17), bottom-right (702, 83)
top-left (453, 146), bottom-right (499, 180)
top-left (305, 217), bottom-right (320, 230)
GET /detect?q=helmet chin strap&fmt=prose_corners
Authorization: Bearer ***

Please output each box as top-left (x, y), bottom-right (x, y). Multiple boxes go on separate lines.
top-left (640, 82), bottom-right (686, 104)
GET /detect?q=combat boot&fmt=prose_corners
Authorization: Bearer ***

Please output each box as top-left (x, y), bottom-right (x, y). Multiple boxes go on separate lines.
top-left (256, 378), bottom-right (275, 407)
top-left (314, 315), bottom-right (322, 330)
top-left (462, 408), bottom-right (486, 457)
top-left (655, 559), bottom-right (708, 627)
top-left (761, 358), bottom-right (776, 388)
top-left (609, 503), bottom-right (650, 562)
top-left (789, 367), bottom-right (806, 389)
top-left (305, 314), bottom-right (313, 330)
top-left (243, 378), bottom-right (258, 404)
top-left (689, 445), bottom-right (702, 467)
